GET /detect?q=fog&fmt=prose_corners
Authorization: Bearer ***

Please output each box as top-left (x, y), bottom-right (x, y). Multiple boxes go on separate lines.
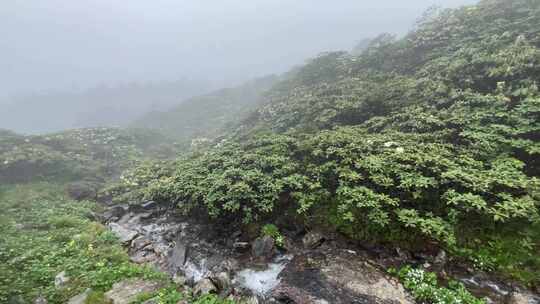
top-left (1, 0), bottom-right (476, 133)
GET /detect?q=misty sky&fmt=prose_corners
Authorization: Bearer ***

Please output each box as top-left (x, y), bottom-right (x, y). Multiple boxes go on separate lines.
top-left (1, 0), bottom-right (477, 100)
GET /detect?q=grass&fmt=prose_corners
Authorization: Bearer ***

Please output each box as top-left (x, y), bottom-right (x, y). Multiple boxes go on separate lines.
top-left (0, 182), bottom-right (238, 304)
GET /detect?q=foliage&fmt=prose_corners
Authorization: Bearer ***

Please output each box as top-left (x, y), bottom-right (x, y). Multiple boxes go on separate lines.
top-left (391, 266), bottom-right (486, 304)
top-left (0, 183), bottom-right (165, 304)
top-left (111, 0), bottom-right (540, 286)
top-left (261, 224), bottom-right (284, 247)
top-left (0, 127), bottom-right (175, 184)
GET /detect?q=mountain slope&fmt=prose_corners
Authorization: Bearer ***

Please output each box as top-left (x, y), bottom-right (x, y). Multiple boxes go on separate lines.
top-left (113, 0), bottom-right (540, 288)
top-left (132, 75), bottom-right (278, 146)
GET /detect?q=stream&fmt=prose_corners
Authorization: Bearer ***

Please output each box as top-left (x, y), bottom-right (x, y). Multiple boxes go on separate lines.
top-left (102, 202), bottom-right (540, 303)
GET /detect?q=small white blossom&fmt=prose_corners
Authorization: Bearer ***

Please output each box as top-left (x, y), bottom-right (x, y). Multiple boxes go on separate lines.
top-left (395, 147), bottom-right (405, 153)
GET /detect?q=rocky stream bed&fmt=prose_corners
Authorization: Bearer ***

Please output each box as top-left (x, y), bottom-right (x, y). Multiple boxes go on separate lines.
top-left (99, 201), bottom-right (540, 304)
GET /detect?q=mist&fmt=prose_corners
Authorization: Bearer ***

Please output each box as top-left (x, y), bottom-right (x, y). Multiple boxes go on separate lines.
top-left (1, 0), bottom-right (476, 133)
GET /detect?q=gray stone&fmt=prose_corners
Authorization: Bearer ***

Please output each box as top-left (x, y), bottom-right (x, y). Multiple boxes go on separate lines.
top-left (142, 201), bottom-right (158, 210)
top-left (104, 279), bottom-right (162, 304)
top-left (67, 289), bottom-right (92, 304)
top-left (506, 291), bottom-right (540, 304)
top-left (33, 296), bottom-right (47, 304)
top-left (233, 242), bottom-right (250, 252)
top-left (193, 278), bottom-right (217, 296)
top-left (108, 223), bottom-right (138, 244)
top-left (433, 249), bottom-right (447, 269)
top-left (170, 237), bottom-right (188, 268)
top-left (273, 250), bottom-right (414, 304)
top-left (54, 271), bottom-right (70, 288)
top-left (302, 231), bottom-right (325, 249)
top-left (251, 236), bottom-right (274, 260)
top-left (211, 272), bottom-right (231, 291)
top-left (132, 236), bottom-right (152, 251)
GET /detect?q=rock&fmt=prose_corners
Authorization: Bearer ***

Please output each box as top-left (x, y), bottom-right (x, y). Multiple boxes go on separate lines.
top-left (54, 271), bottom-right (70, 288)
top-left (65, 181), bottom-right (98, 201)
top-left (132, 236), bottom-right (152, 251)
top-left (506, 291), bottom-right (540, 304)
top-left (302, 231), bottom-right (325, 249)
top-left (103, 205), bottom-right (129, 221)
top-left (251, 236), bottom-right (275, 260)
top-left (67, 289), bottom-right (92, 304)
top-left (433, 249), bottom-right (447, 269)
top-left (141, 298), bottom-right (158, 304)
top-left (108, 223), bottom-right (138, 244)
top-left (170, 237), bottom-right (188, 268)
top-left (233, 242), bottom-right (250, 252)
top-left (173, 273), bottom-right (187, 285)
top-left (142, 201), bottom-right (158, 210)
top-left (34, 296), bottom-right (47, 304)
top-left (130, 251), bottom-right (158, 264)
top-left (104, 279), bottom-right (162, 304)
top-left (193, 278), bottom-right (217, 296)
top-left (211, 272), bottom-right (231, 291)
top-left (273, 250), bottom-right (414, 304)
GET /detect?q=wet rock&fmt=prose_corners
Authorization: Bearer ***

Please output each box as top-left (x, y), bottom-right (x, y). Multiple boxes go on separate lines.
top-left (211, 272), bottom-right (231, 291)
top-left (506, 291), bottom-right (540, 304)
top-left (302, 231), bottom-right (325, 249)
top-left (67, 289), bottom-right (92, 304)
top-left (132, 236), bottom-right (152, 251)
top-left (109, 223), bottom-right (138, 244)
top-left (252, 236), bottom-right (275, 260)
top-left (104, 279), bottom-right (162, 304)
top-left (274, 250), bottom-right (413, 304)
top-left (233, 242), bottom-right (250, 252)
top-left (142, 201), bottom-right (158, 210)
top-left (130, 251), bottom-right (158, 264)
top-left (170, 237), bottom-right (188, 268)
top-left (193, 278), bottom-right (217, 296)
top-left (54, 271), bottom-right (69, 288)
top-left (433, 249), bottom-right (447, 269)
top-left (103, 205), bottom-right (129, 221)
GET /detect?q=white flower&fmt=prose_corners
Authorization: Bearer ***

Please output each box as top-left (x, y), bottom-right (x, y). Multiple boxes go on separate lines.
top-left (3, 160), bottom-right (8, 165)
top-left (395, 147), bottom-right (405, 153)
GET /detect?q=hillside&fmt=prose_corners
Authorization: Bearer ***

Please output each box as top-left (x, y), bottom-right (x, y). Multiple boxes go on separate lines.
top-left (0, 127), bottom-right (175, 184)
top-left (114, 0), bottom-right (540, 292)
top-left (132, 75), bottom-right (279, 146)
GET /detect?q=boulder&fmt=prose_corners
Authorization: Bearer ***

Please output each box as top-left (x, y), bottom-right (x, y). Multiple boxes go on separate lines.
top-left (108, 223), bottom-right (138, 244)
top-left (193, 278), bottom-right (217, 296)
top-left (211, 272), bottom-right (231, 291)
top-left (302, 231), bottom-right (325, 249)
top-left (251, 236), bottom-right (275, 260)
top-left (54, 271), bottom-right (70, 288)
top-left (273, 249), bottom-right (413, 304)
top-left (233, 242), bottom-right (250, 252)
top-left (104, 279), bottom-right (162, 304)
top-left (170, 237), bottom-right (188, 269)
top-left (506, 291), bottom-right (540, 304)
top-left (103, 205), bottom-right (129, 221)
top-left (141, 201), bottom-right (158, 210)
top-left (67, 289), bottom-right (92, 304)
top-left (131, 236), bottom-right (152, 251)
